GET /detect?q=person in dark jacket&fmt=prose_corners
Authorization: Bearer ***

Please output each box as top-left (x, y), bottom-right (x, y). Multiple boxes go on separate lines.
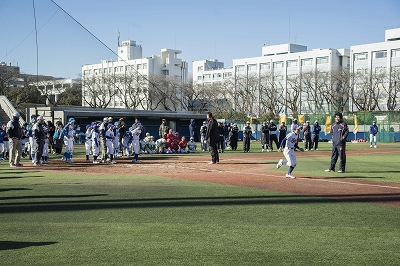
top-left (261, 121), bottom-right (270, 152)
top-left (269, 120), bottom-right (279, 151)
top-left (217, 122), bottom-right (225, 153)
top-left (311, 120), bottom-right (321, 150)
top-left (325, 112), bottom-right (349, 173)
top-left (200, 121), bottom-right (208, 152)
top-left (229, 123), bottom-right (239, 150)
top-left (189, 118), bottom-right (198, 142)
top-left (242, 121), bottom-right (252, 152)
top-left (302, 120), bottom-right (311, 151)
top-left (205, 112), bottom-right (219, 164)
top-left (32, 116), bottom-right (46, 166)
top-left (6, 112), bottom-right (23, 167)
top-left (279, 121), bottom-right (287, 149)
top-left (53, 120), bottom-right (64, 155)
top-left (159, 118), bottom-right (170, 139)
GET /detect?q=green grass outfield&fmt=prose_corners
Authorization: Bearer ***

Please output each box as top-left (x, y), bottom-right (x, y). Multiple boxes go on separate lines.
top-left (1, 142), bottom-right (400, 265)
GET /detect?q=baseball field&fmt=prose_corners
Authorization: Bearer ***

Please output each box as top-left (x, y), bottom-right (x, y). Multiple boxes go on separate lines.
top-left (1, 141), bottom-right (400, 265)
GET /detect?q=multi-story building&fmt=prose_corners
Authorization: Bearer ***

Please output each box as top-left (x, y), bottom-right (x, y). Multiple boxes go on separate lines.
top-left (350, 28), bottom-right (400, 111)
top-left (193, 44), bottom-right (350, 116)
top-left (82, 40), bottom-right (188, 110)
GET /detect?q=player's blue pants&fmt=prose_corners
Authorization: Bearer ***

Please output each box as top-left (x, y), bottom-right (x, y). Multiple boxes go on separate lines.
top-left (329, 145), bottom-right (346, 172)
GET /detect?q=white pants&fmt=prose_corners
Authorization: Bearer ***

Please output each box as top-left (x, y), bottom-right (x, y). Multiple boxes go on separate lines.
top-left (106, 140), bottom-right (114, 155)
top-left (3, 141), bottom-right (9, 151)
top-left (85, 140), bottom-right (92, 155)
top-left (0, 143), bottom-right (4, 153)
top-left (283, 147), bottom-right (297, 166)
top-left (64, 136), bottom-right (74, 153)
top-left (29, 137), bottom-right (36, 154)
top-left (370, 134), bottom-right (376, 144)
top-left (42, 142), bottom-right (49, 157)
top-left (132, 140), bottom-right (140, 154)
top-left (92, 141), bottom-right (99, 157)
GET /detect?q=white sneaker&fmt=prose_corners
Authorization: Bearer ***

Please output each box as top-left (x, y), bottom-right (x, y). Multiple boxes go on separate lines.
top-left (262, 149), bottom-right (264, 152)
top-left (316, 149), bottom-right (318, 151)
top-left (374, 145), bottom-right (377, 148)
top-left (370, 145), bottom-right (373, 148)
top-left (277, 159), bottom-right (283, 169)
top-left (285, 174), bottom-right (295, 179)
top-left (110, 160), bottom-right (116, 164)
top-left (208, 161), bottom-right (216, 164)
top-left (93, 160), bottom-right (99, 164)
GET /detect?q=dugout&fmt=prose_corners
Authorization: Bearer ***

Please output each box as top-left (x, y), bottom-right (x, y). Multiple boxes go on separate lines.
top-left (27, 106), bottom-right (206, 140)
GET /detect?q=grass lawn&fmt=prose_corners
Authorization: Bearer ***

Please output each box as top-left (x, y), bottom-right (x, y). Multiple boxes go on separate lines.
top-left (1, 142), bottom-right (400, 265)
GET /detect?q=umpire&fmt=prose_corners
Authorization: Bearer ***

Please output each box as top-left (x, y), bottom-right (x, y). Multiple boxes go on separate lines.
top-left (206, 112), bottom-right (219, 164)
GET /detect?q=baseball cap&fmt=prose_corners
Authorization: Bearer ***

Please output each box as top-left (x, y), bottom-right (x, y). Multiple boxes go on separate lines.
top-left (136, 122), bottom-right (142, 127)
top-left (107, 123), bottom-right (114, 128)
top-left (306, 120), bottom-right (309, 123)
top-left (103, 117), bottom-right (109, 121)
top-left (291, 124), bottom-right (300, 131)
top-left (69, 118), bottom-right (75, 123)
top-left (270, 119), bottom-right (274, 123)
top-left (315, 120), bottom-right (318, 123)
top-left (13, 112), bottom-right (20, 117)
top-left (246, 121), bottom-right (250, 124)
top-left (86, 125), bottom-right (92, 129)
top-left (37, 116), bottom-right (44, 121)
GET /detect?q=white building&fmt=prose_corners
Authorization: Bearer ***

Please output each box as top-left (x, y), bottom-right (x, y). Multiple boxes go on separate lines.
top-left (193, 43), bottom-right (350, 116)
top-left (82, 40), bottom-right (188, 110)
top-left (350, 28), bottom-right (400, 111)
top-left (34, 78), bottom-right (80, 105)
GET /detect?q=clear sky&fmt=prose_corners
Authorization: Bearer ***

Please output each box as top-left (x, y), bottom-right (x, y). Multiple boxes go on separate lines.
top-left (1, 0), bottom-right (399, 79)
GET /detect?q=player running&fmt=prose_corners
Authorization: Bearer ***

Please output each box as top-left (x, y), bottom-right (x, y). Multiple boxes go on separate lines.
top-left (276, 124), bottom-right (304, 178)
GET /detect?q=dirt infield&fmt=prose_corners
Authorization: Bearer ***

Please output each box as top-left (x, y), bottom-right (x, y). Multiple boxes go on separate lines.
top-left (30, 149), bottom-right (400, 208)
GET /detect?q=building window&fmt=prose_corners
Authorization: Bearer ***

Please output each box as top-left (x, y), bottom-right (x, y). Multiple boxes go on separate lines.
top-left (392, 49), bottom-right (400, 58)
top-left (273, 61), bottom-right (284, 68)
top-left (197, 66), bottom-right (204, 71)
top-left (143, 63), bottom-right (147, 69)
top-left (236, 65), bottom-right (245, 72)
top-left (373, 51), bottom-right (387, 59)
top-left (354, 53), bottom-right (368, 61)
top-left (287, 60), bottom-right (298, 67)
top-left (260, 63), bottom-right (270, 70)
top-left (301, 58), bottom-right (313, 66)
top-left (203, 74), bottom-right (211, 79)
top-left (213, 73), bottom-right (222, 79)
top-left (356, 68), bottom-right (367, 74)
top-left (223, 72), bottom-right (232, 78)
top-left (197, 76), bottom-right (202, 81)
top-left (374, 67), bottom-right (386, 74)
top-left (247, 64), bottom-right (257, 71)
top-left (316, 57), bottom-right (329, 64)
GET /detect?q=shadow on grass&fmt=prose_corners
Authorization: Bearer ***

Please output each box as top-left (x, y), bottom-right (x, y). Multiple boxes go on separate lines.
top-left (0, 241), bottom-right (57, 250)
top-left (0, 188), bottom-right (32, 193)
top-left (0, 176), bottom-right (43, 180)
top-left (1, 193), bottom-right (399, 213)
top-left (0, 193), bottom-right (108, 201)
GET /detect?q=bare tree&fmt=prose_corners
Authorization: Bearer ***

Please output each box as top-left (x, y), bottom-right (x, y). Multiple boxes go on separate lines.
top-left (286, 74), bottom-right (302, 117)
top-left (352, 68), bottom-right (385, 111)
top-left (0, 66), bottom-right (19, 95)
top-left (82, 74), bottom-right (118, 108)
top-left (258, 71), bottom-right (282, 115)
top-left (386, 66), bottom-right (400, 111)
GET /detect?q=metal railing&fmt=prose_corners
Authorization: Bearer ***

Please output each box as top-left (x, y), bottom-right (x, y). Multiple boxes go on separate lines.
top-left (0, 95), bottom-right (26, 125)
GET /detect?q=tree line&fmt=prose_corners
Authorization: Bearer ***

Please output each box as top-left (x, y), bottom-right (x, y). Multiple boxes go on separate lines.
top-left (2, 66), bottom-right (400, 121)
